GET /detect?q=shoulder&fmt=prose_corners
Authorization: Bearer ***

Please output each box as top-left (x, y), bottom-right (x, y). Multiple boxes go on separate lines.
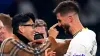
top-left (1, 38), bottom-right (14, 46)
top-left (74, 29), bottom-right (96, 40)
top-left (1, 38), bottom-right (27, 51)
top-left (1, 38), bottom-right (15, 53)
top-left (81, 29), bottom-right (96, 37)
top-left (71, 29), bottom-right (96, 46)
top-left (80, 29), bottom-right (96, 41)
top-left (1, 38), bottom-right (34, 55)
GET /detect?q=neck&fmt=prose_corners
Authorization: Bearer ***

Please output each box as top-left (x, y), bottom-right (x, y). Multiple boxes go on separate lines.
top-left (69, 22), bottom-right (84, 36)
top-left (4, 32), bottom-right (13, 40)
top-left (14, 32), bottom-right (30, 44)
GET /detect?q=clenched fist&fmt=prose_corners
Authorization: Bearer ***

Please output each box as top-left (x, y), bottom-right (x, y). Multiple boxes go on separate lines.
top-left (48, 23), bottom-right (59, 39)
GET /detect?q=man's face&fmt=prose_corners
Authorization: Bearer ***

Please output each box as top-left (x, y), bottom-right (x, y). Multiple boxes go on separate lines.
top-left (19, 19), bottom-right (35, 41)
top-left (0, 21), bottom-right (5, 41)
top-left (35, 26), bottom-right (47, 38)
top-left (35, 26), bottom-right (46, 35)
top-left (56, 13), bottom-right (70, 31)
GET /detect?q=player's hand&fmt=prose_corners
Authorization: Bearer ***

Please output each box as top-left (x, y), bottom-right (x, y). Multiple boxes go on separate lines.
top-left (48, 23), bottom-right (59, 39)
top-left (45, 48), bottom-right (56, 56)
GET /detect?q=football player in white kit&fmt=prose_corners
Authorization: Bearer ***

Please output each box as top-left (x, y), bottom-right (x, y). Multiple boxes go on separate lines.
top-left (48, 1), bottom-right (97, 56)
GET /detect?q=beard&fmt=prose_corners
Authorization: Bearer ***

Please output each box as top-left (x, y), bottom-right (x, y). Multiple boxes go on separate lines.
top-left (61, 23), bottom-right (70, 34)
top-left (61, 24), bottom-right (72, 37)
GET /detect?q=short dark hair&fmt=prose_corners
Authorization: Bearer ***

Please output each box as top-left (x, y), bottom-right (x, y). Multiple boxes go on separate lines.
top-left (12, 13), bottom-right (35, 34)
top-left (53, 1), bottom-right (79, 16)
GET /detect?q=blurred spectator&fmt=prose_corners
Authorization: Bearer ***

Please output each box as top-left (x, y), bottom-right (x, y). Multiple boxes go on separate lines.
top-left (0, 20), bottom-right (5, 45)
top-left (0, 13), bottom-right (13, 45)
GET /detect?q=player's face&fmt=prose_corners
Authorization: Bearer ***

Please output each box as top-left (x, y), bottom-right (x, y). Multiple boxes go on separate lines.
top-left (56, 13), bottom-right (70, 30)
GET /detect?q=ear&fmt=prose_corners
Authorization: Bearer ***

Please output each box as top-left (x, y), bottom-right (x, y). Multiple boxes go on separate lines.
top-left (18, 26), bottom-right (24, 33)
top-left (68, 16), bottom-right (73, 23)
top-left (57, 13), bottom-right (62, 19)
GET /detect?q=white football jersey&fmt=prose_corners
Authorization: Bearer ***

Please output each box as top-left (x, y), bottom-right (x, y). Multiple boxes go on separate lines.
top-left (64, 28), bottom-right (97, 56)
